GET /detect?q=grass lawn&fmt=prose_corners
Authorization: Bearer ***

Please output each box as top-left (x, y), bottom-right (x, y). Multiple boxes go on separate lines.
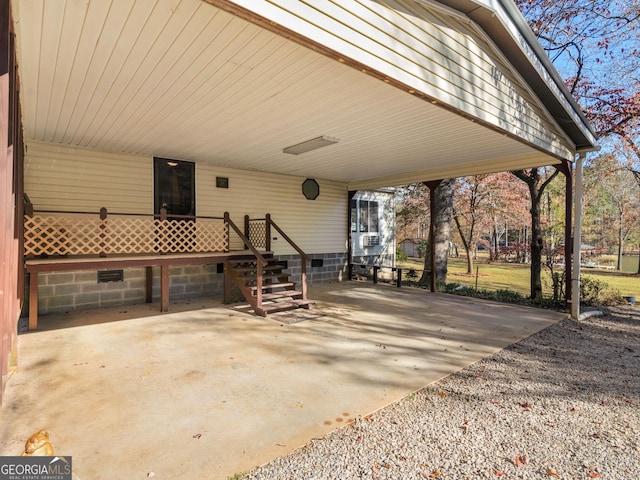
top-left (399, 254), bottom-right (640, 299)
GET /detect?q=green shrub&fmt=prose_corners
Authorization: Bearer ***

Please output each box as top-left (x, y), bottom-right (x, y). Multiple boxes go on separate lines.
top-left (580, 276), bottom-right (624, 306)
top-left (494, 289), bottom-right (524, 303)
top-left (396, 245), bottom-right (408, 263)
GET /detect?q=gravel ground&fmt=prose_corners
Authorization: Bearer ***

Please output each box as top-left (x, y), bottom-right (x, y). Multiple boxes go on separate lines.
top-left (240, 306), bottom-right (640, 480)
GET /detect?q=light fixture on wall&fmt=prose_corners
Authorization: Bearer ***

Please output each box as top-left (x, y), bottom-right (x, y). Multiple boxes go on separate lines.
top-left (283, 135), bottom-right (339, 155)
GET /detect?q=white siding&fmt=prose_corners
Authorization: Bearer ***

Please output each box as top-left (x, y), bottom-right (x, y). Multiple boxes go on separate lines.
top-left (24, 141), bottom-right (152, 213)
top-left (213, 0), bottom-right (575, 159)
top-left (197, 164), bottom-right (347, 255)
top-left (24, 142), bottom-right (348, 256)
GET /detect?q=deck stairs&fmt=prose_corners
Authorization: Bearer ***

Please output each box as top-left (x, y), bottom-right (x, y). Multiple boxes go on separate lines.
top-left (226, 255), bottom-right (313, 316)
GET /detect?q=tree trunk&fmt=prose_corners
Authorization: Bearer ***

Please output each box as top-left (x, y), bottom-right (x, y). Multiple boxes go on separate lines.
top-left (511, 168), bottom-right (560, 302)
top-left (617, 216), bottom-right (623, 271)
top-left (420, 179), bottom-right (455, 287)
top-left (453, 213), bottom-right (474, 274)
top-left (529, 188), bottom-right (544, 301)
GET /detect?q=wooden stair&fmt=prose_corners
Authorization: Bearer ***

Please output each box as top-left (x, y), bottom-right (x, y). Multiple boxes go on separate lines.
top-left (226, 255), bottom-right (313, 316)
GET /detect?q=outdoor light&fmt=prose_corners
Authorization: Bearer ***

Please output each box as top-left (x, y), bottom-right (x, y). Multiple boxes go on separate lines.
top-left (283, 135), bottom-right (339, 155)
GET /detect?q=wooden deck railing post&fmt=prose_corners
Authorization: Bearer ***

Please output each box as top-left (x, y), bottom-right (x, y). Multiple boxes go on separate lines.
top-left (265, 214), bottom-right (271, 251)
top-left (99, 207), bottom-right (107, 257)
top-left (224, 212), bottom-right (230, 252)
top-left (244, 215), bottom-right (250, 249)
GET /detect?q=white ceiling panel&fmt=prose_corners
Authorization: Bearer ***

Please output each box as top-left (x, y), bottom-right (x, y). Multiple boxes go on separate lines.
top-left (13, 0), bottom-right (553, 188)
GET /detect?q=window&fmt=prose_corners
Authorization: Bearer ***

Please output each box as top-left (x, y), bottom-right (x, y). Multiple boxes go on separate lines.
top-left (351, 199), bottom-right (379, 233)
top-left (153, 158), bottom-right (195, 218)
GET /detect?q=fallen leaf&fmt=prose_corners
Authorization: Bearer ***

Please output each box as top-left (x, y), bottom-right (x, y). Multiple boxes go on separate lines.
top-left (546, 468), bottom-right (560, 478)
top-left (495, 471), bottom-right (505, 476)
top-left (372, 465), bottom-right (379, 474)
top-left (429, 469), bottom-right (441, 478)
top-left (439, 392), bottom-right (447, 398)
top-left (519, 402), bottom-right (533, 409)
top-left (515, 454), bottom-right (527, 466)
top-left (570, 406), bottom-right (580, 411)
top-left (491, 400), bottom-right (502, 405)
top-left (587, 473), bottom-right (601, 478)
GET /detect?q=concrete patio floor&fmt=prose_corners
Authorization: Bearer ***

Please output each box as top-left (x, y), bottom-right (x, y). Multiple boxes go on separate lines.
top-left (0, 282), bottom-right (565, 479)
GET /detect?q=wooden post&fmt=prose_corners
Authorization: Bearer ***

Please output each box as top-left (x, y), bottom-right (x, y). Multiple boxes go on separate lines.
top-left (265, 214), bottom-right (271, 251)
top-left (557, 161), bottom-right (573, 310)
top-left (99, 207), bottom-right (107, 257)
top-left (145, 266), bottom-right (153, 303)
top-left (224, 212), bottom-right (230, 252)
top-left (373, 265), bottom-right (379, 284)
top-left (160, 264), bottom-right (169, 312)
top-left (244, 214), bottom-right (250, 249)
top-left (28, 271), bottom-right (38, 331)
top-left (396, 268), bottom-right (402, 288)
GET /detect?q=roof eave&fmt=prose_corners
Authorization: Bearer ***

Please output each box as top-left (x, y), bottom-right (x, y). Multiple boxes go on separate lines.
top-left (429, 0), bottom-right (599, 152)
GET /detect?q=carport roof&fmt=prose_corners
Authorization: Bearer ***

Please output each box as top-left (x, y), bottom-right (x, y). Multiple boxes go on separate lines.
top-left (12, 0), bottom-right (596, 189)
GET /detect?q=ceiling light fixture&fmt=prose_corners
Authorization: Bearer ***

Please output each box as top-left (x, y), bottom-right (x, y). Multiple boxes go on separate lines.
top-left (283, 135), bottom-right (340, 155)
top-left (167, 161), bottom-right (178, 167)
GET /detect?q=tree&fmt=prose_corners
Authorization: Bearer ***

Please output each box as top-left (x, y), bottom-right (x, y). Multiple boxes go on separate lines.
top-left (511, 167), bottom-right (560, 301)
top-left (453, 176), bottom-right (488, 274)
top-left (419, 179), bottom-right (455, 287)
top-left (452, 173), bottom-right (529, 273)
top-left (584, 154), bottom-right (640, 269)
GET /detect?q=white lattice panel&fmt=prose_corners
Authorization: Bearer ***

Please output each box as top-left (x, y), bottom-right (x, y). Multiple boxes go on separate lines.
top-left (103, 217), bottom-right (157, 254)
top-left (24, 215), bottom-right (102, 256)
top-left (195, 221), bottom-right (228, 252)
top-left (25, 215), bottom-right (230, 256)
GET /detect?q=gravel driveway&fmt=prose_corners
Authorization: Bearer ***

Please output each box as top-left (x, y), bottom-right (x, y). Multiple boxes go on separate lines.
top-left (241, 306), bottom-right (640, 480)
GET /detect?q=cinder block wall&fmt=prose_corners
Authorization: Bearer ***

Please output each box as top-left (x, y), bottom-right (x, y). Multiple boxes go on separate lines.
top-left (30, 265), bottom-right (224, 315)
top-left (276, 252), bottom-right (348, 285)
top-left (26, 253), bottom-right (346, 316)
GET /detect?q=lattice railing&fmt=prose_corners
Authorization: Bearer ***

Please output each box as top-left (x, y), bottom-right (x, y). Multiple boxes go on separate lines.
top-left (24, 213), bottom-right (228, 257)
top-left (247, 220), bottom-right (267, 249)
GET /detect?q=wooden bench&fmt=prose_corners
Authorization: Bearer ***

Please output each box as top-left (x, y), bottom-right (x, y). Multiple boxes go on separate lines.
top-left (25, 251), bottom-right (259, 331)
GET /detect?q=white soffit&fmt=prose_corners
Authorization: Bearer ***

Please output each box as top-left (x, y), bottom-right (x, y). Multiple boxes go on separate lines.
top-left (13, 0), bottom-right (552, 187)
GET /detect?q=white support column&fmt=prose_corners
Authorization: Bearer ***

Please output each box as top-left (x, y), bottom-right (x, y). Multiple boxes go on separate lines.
top-left (571, 153), bottom-right (586, 319)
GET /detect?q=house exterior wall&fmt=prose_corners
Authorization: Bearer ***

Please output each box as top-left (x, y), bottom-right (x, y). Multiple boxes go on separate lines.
top-left (24, 141), bottom-right (349, 314)
top-left (211, 0), bottom-right (575, 161)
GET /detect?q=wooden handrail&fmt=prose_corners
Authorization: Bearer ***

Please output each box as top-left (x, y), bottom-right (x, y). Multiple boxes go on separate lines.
top-left (266, 214), bottom-right (308, 300)
top-left (28, 208), bottom-right (224, 221)
top-left (225, 213), bottom-right (267, 266)
top-left (225, 212), bottom-right (266, 307)
top-left (266, 214), bottom-right (310, 261)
